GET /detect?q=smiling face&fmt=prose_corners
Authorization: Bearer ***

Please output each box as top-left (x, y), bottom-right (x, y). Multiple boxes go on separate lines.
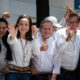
top-left (67, 16), bottom-right (79, 32)
top-left (18, 18), bottom-right (30, 38)
top-left (40, 22), bottom-right (53, 41)
top-left (0, 22), bottom-right (7, 38)
top-left (66, 13), bottom-right (79, 32)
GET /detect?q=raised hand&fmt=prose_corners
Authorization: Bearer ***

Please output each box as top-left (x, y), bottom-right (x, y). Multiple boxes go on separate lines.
top-left (64, 6), bottom-right (73, 18)
top-left (7, 24), bottom-right (18, 40)
top-left (40, 40), bottom-right (48, 51)
top-left (66, 30), bottom-right (76, 42)
top-left (69, 30), bottom-right (76, 38)
top-left (31, 25), bottom-right (38, 39)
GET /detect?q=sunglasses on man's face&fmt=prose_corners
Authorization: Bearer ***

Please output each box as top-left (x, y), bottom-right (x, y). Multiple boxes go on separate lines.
top-left (67, 21), bottom-right (79, 25)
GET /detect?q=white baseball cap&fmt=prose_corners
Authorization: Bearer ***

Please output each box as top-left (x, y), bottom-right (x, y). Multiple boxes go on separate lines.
top-left (44, 16), bottom-right (62, 29)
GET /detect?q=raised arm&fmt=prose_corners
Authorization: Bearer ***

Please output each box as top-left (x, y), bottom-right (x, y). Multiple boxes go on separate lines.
top-left (7, 24), bottom-right (18, 40)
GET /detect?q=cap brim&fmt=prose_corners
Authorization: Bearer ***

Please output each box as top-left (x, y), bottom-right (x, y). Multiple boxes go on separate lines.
top-left (55, 24), bottom-right (62, 27)
top-left (54, 24), bottom-right (64, 30)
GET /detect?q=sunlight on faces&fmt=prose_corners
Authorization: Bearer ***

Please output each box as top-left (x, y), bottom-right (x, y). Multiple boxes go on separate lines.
top-left (0, 22), bottom-right (7, 38)
top-left (18, 18), bottom-right (30, 36)
top-left (66, 16), bottom-right (79, 32)
top-left (40, 22), bottom-right (53, 41)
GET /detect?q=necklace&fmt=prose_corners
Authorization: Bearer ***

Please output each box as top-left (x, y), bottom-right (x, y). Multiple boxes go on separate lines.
top-left (20, 38), bottom-right (27, 65)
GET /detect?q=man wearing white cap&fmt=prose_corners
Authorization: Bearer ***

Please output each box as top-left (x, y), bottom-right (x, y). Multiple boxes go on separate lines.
top-left (44, 16), bottom-right (63, 40)
top-left (31, 20), bottom-right (61, 80)
top-left (44, 16), bottom-right (63, 31)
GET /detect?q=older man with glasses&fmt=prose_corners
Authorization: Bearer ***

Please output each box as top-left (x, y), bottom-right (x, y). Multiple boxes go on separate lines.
top-left (55, 13), bottom-right (80, 80)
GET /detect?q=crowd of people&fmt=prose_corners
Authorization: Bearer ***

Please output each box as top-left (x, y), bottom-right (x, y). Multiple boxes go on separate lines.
top-left (0, 7), bottom-right (80, 80)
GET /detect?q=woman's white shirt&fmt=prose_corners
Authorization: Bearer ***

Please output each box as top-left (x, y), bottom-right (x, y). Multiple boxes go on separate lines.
top-left (7, 34), bottom-right (40, 67)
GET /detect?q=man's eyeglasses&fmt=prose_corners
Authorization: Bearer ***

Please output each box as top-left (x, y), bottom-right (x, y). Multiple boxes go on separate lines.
top-left (67, 21), bottom-right (79, 25)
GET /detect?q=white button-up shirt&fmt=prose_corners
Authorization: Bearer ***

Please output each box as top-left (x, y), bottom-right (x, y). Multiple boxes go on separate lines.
top-left (7, 34), bottom-right (40, 67)
top-left (55, 28), bottom-right (80, 70)
top-left (0, 39), bottom-right (7, 70)
top-left (32, 34), bottom-right (61, 74)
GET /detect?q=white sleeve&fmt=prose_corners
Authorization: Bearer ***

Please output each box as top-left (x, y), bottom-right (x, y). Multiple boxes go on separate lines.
top-left (52, 43), bottom-right (61, 74)
top-left (7, 34), bottom-right (17, 45)
top-left (59, 17), bottom-right (66, 27)
top-left (32, 38), bottom-right (40, 56)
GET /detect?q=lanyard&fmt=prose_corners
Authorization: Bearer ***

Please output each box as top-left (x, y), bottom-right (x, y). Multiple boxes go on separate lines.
top-left (20, 38), bottom-right (27, 65)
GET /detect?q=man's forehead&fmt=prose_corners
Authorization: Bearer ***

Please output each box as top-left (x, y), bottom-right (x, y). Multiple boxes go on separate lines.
top-left (43, 22), bottom-right (52, 26)
top-left (69, 16), bottom-right (78, 19)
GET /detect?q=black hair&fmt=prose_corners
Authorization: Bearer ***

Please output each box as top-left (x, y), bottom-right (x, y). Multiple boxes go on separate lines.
top-left (0, 18), bottom-right (12, 61)
top-left (0, 18), bottom-right (8, 25)
top-left (69, 13), bottom-right (79, 22)
top-left (15, 14), bottom-right (33, 41)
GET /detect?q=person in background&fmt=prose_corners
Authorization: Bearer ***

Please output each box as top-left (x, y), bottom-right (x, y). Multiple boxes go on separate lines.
top-left (31, 20), bottom-right (61, 80)
top-left (59, 6), bottom-right (73, 27)
top-left (0, 18), bottom-right (12, 80)
top-left (56, 13), bottom-right (80, 80)
top-left (2, 12), bottom-right (10, 20)
top-left (6, 14), bottom-right (40, 80)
